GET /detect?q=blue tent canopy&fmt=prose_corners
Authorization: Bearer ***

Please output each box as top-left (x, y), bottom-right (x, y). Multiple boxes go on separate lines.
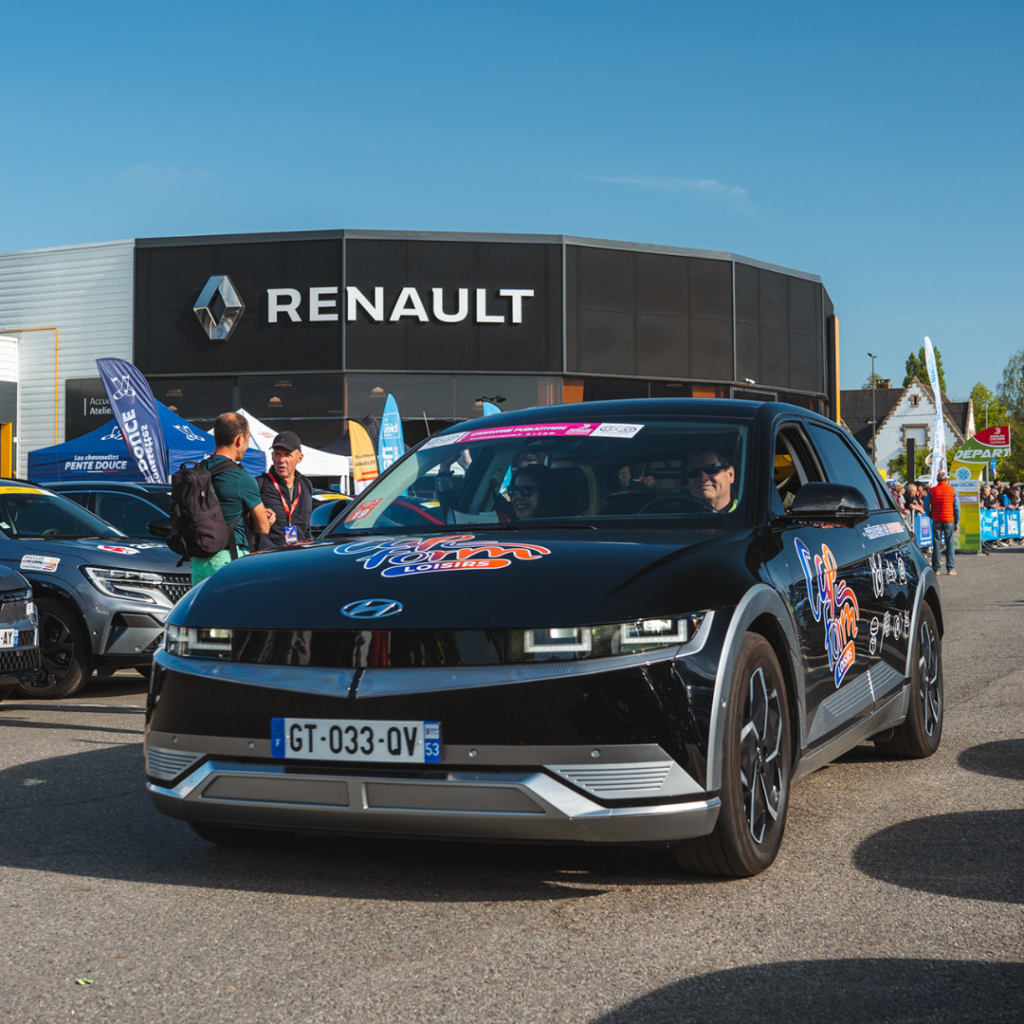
top-left (28, 402), bottom-right (265, 482)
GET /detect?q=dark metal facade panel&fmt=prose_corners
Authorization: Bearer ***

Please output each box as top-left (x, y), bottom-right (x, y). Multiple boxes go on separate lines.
top-left (345, 239), bottom-right (562, 373)
top-left (567, 248), bottom-right (732, 381)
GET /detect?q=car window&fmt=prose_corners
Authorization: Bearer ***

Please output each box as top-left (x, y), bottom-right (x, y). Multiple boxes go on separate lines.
top-left (804, 423), bottom-right (884, 511)
top-left (327, 416), bottom-right (754, 534)
top-left (94, 492), bottom-right (168, 537)
top-left (62, 491), bottom-right (92, 510)
top-left (0, 490), bottom-right (125, 539)
top-left (772, 425), bottom-right (823, 515)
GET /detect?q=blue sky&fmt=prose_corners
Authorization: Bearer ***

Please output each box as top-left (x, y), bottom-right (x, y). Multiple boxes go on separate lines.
top-left (2, 1), bottom-right (1021, 398)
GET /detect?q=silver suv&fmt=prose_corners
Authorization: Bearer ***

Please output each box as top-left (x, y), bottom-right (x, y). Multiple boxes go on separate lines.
top-left (0, 480), bottom-right (189, 697)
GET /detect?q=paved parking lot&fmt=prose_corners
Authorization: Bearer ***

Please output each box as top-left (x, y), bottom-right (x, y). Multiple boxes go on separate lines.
top-left (2, 552), bottom-right (1022, 1023)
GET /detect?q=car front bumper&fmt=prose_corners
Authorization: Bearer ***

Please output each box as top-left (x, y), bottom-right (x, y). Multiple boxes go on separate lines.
top-left (146, 755), bottom-right (720, 844)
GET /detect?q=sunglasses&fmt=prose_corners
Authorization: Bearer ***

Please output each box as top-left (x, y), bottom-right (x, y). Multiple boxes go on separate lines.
top-left (686, 463), bottom-right (728, 479)
top-left (508, 485), bottom-right (540, 498)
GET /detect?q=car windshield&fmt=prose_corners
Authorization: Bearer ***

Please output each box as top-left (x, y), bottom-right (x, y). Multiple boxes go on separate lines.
top-left (327, 416), bottom-right (751, 535)
top-left (0, 489), bottom-right (127, 540)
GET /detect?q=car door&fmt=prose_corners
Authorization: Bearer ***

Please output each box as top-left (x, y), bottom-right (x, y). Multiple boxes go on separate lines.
top-left (767, 421), bottom-right (872, 749)
top-left (803, 422), bottom-right (916, 711)
top-left (94, 491), bottom-right (169, 539)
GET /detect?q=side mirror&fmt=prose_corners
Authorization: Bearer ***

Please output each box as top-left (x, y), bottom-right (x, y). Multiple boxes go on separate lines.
top-left (787, 482), bottom-right (869, 522)
top-left (147, 519), bottom-right (172, 539)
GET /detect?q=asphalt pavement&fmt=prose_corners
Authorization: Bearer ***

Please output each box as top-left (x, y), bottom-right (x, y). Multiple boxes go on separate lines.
top-left (2, 551), bottom-right (1022, 1023)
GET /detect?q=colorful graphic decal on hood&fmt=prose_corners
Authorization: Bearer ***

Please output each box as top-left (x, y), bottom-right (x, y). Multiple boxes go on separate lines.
top-left (794, 538), bottom-right (860, 688)
top-left (419, 422), bottom-right (643, 450)
top-left (335, 534), bottom-right (552, 578)
top-left (97, 545), bottom-right (138, 555)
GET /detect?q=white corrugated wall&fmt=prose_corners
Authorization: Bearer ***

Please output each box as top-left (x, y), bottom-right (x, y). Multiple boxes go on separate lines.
top-left (0, 240), bottom-right (134, 476)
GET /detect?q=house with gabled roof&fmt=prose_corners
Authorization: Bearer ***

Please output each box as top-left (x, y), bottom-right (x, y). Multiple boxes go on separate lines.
top-left (840, 378), bottom-right (974, 479)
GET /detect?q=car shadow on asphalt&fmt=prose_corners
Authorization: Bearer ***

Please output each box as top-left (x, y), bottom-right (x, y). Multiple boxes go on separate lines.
top-left (853, 810), bottom-right (1024, 904)
top-left (958, 739), bottom-right (1024, 781)
top-left (590, 959), bottom-right (1024, 1024)
top-left (0, 742), bottom-right (721, 902)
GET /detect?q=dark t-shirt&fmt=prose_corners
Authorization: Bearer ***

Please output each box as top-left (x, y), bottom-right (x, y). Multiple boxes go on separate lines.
top-left (206, 455), bottom-right (262, 550)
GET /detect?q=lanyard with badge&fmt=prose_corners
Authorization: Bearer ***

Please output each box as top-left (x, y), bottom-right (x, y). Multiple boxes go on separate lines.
top-left (270, 475), bottom-right (302, 543)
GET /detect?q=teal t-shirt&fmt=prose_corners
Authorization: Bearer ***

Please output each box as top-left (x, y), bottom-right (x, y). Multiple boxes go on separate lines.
top-left (206, 455), bottom-right (262, 551)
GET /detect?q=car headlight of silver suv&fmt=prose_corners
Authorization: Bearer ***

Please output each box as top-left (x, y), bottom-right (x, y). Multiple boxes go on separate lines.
top-left (83, 566), bottom-right (165, 605)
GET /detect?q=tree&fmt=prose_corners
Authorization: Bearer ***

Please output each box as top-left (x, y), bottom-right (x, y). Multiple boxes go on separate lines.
top-left (903, 345), bottom-right (947, 394)
top-left (888, 448), bottom-right (931, 482)
top-left (998, 349), bottom-right (1024, 419)
top-left (861, 372), bottom-right (887, 389)
top-left (969, 382), bottom-right (1008, 431)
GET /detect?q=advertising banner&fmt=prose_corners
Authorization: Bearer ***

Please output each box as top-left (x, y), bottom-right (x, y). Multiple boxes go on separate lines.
top-left (952, 479), bottom-right (980, 552)
top-left (980, 509), bottom-right (1022, 541)
top-left (349, 420), bottom-right (379, 495)
top-left (95, 358), bottom-right (169, 484)
top-left (924, 337), bottom-right (946, 484)
top-left (377, 394), bottom-right (405, 474)
top-left (915, 513), bottom-right (933, 548)
top-left (951, 423), bottom-right (1011, 481)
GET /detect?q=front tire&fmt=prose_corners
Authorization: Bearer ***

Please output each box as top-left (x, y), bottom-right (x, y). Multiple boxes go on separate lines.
top-left (18, 599), bottom-right (92, 699)
top-left (673, 633), bottom-right (791, 877)
top-left (874, 602), bottom-right (943, 759)
top-left (188, 821), bottom-right (296, 848)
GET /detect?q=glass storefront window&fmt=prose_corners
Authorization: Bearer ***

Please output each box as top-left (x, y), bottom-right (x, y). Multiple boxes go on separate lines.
top-left (346, 374), bottom-right (457, 422)
top-left (153, 378), bottom-right (236, 425)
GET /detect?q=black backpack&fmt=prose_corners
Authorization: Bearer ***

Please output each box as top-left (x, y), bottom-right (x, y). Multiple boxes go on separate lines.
top-left (167, 459), bottom-right (244, 563)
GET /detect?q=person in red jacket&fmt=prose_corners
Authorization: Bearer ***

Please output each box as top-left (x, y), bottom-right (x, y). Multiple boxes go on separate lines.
top-left (924, 469), bottom-right (960, 575)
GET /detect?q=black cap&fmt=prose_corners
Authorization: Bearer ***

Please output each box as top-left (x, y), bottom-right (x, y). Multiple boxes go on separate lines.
top-left (271, 430), bottom-right (302, 452)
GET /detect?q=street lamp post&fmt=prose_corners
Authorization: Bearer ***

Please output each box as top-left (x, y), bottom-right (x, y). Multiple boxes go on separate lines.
top-left (867, 351), bottom-right (878, 466)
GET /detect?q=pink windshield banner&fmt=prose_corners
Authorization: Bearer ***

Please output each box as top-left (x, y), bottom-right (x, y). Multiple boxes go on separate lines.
top-left (420, 422), bottom-right (643, 449)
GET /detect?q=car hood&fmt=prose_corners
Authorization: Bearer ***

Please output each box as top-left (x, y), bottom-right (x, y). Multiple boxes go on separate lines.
top-left (175, 527), bottom-right (757, 630)
top-left (9, 537), bottom-right (182, 572)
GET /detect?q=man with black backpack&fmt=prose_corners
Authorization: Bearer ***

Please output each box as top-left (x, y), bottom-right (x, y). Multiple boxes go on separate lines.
top-left (170, 412), bottom-right (275, 584)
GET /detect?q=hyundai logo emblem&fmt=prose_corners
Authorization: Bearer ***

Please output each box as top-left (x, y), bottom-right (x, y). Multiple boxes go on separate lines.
top-left (341, 599), bottom-right (403, 619)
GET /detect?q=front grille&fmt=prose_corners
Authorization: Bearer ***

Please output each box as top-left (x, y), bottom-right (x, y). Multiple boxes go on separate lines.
top-left (157, 574), bottom-right (192, 604)
top-left (0, 644), bottom-right (41, 673)
top-left (146, 745), bottom-right (203, 780)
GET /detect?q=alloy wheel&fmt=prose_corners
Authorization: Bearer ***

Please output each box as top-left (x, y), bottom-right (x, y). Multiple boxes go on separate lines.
top-left (39, 609), bottom-right (75, 682)
top-left (739, 666), bottom-right (784, 844)
top-left (918, 619), bottom-right (941, 737)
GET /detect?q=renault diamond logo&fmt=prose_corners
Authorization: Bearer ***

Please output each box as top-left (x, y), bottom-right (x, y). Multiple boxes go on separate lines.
top-left (194, 275), bottom-right (245, 341)
top-left (341, 599), bottom-right (403, 619)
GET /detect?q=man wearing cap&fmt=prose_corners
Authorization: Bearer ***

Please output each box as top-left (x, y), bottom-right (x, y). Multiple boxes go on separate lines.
top-left (256, 431), bottom-right (314, 549)
top-left (923, 469), bottom-right (960, 575)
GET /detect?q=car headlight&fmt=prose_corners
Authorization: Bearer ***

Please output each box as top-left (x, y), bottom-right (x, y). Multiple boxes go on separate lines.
top-left (165, 624), bottom-right (232, 659)
top-left (2, 588), bottom-right (35, 624)
top-left (509, 614), bottom-right (706, 662)
top-left (83, 566), bottom-right (163, 605)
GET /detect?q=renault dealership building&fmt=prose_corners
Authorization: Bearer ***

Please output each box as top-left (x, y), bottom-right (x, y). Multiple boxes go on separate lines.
top-left (0, 230), bottom-right (838, 475)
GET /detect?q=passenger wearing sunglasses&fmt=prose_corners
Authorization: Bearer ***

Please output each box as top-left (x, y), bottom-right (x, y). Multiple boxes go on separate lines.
top-left (508, 465), bottom-right (551, 520)
top-left (686, 448), bottom-right (737, 512)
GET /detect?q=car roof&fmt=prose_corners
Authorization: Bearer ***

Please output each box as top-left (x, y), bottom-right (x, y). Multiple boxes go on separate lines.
top-left (424, 397), bottom-right (834, 432)
top-left (42, 480), bottom-right (169, 493)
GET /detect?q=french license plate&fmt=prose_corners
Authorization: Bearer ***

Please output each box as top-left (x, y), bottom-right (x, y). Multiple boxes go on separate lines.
top-left (0, 629), bottom-right (18, 650)
top-left (271, 718), bottom-right (441, 764)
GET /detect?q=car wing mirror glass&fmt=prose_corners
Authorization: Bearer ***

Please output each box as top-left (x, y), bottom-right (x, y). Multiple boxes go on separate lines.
top-left (786, 482), bottom-right (869, 523)
top-left (147, 518), bottom-right (172, 539)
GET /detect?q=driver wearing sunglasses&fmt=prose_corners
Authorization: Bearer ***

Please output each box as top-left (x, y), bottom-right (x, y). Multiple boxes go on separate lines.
top-left (686, 448), bottom-right (737, 512)
top-left (508, 465), bottom-right (551, 520)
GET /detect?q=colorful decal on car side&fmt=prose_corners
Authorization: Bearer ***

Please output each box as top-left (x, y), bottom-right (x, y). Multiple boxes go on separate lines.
top-left (97, 545), bottom-right (138, 554)
top-left (862, 521), bottom-right (905, 540)
top-left (794, 538), bottom-right (860, 688)
top-left (20, 555), bottom-right (60, 572)
top-left (335, 534), bottom-right (552, 578)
